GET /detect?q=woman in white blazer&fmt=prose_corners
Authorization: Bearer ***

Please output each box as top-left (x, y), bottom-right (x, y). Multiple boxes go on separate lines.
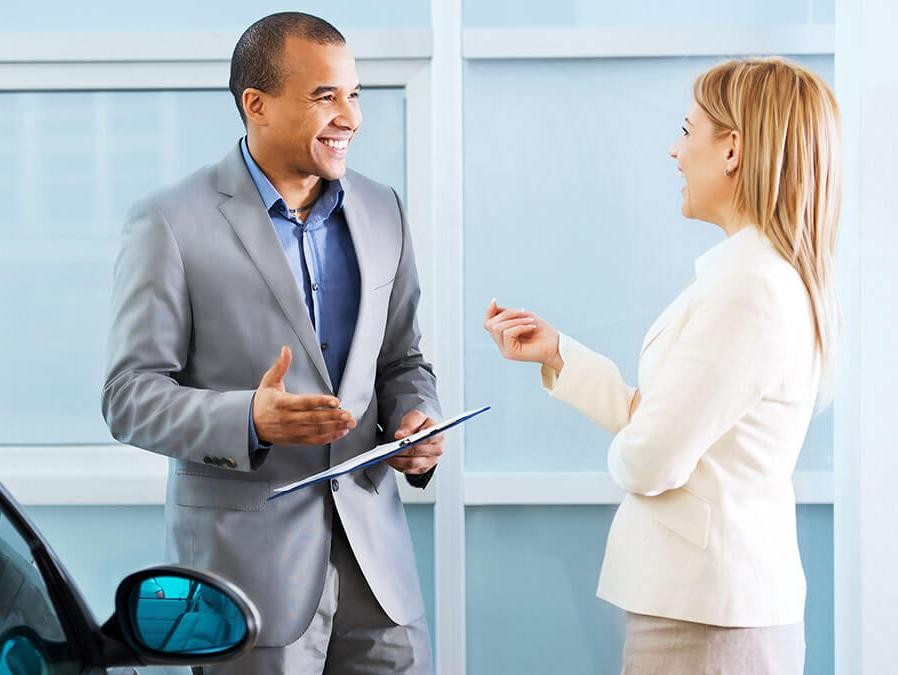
top-left (484, 58), bottom-right (841, 674)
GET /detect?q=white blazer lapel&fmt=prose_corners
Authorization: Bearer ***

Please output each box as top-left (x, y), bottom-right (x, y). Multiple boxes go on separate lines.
top-left (640, 282), bottom-right (696, 356)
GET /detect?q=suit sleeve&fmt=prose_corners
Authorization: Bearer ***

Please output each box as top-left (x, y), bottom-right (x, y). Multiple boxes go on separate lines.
top-left (101, 201), bottom-right (262, 472)
top-left (375, 190), bottom-right (442, 489)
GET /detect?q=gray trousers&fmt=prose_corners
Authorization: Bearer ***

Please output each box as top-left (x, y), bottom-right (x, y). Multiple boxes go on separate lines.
top-left (194, 514), bottom-right (433, 675)
top-left (621, 612), bottom-right (805, 675)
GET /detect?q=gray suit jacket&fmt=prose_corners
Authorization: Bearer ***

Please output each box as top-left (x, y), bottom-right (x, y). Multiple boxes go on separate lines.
top-left (102, 144), bottom-right (441, 646)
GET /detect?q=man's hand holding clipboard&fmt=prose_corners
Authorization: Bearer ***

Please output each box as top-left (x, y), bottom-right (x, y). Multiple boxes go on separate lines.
top-left (269, 406), bottom-right (491, 500)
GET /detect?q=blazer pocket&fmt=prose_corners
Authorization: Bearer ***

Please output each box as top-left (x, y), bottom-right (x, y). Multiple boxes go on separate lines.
top-left (173, 471), bottom-right (271, 512)
top-left (650, 488), bottom-right (711, 550)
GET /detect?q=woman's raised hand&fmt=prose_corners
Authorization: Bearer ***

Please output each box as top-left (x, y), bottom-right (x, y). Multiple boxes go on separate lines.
top-left (483, 298), bottom-right (563, 372)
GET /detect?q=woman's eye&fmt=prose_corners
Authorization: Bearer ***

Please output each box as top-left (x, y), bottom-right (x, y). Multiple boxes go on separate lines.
top-left (681, 126), bottom-right (689, 136)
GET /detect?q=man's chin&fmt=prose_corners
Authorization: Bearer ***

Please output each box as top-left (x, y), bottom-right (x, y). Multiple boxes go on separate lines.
top-left (315, 161), bottom-right (347, 182)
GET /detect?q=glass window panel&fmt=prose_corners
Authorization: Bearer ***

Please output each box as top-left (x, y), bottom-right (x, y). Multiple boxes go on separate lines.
top-left (464, 0), bottom-right (815, 27)
top-left (405, 504), bottom-right (435, 650)
top-left (1, 87), bottom-right (405, 444)
top-left (0, 1), bottom-right (429, 31)
top-left (463, 55), bottom-right (834, 472)
top-left (465, 505), bottom-right (833, 674)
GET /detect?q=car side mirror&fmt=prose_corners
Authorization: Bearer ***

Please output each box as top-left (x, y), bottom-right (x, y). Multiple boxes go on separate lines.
top-left (106, 565), bottom-right (260, 667)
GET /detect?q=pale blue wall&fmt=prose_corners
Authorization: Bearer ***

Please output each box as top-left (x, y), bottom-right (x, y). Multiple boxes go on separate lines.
top-left (465, 505), bottom-right (832, 674)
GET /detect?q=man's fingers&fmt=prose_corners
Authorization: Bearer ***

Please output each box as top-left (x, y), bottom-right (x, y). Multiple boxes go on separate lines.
top-left (394, 411), bottom-right (429, 439)
top-left (278, 408), bottom-right (354, 424)
top-left (259, 345), bottom-right (292, 389)
top-left (292, 419), bottom-right (355, 434)
top-left (276, 393), bottom-right (343, 412)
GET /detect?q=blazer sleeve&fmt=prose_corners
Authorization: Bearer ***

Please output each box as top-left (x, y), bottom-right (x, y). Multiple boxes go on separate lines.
top-left (101, 201), bottom-right (260, 472)
top-left (375, 189), bottom-right (442, 489)
top-left (541, 333), bottom-right (637, 435)
top-left (606, 277), bottom-right (787, 496)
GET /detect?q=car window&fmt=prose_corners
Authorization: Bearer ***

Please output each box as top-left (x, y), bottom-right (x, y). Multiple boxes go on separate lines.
top-left (0, 509), bottom-right (81, 674)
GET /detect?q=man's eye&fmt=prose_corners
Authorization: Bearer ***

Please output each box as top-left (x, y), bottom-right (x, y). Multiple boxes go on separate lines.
top-left (318, 95), bottom-right (335, 102)
top-left (350, 92), bottom-right (360, 99)
top-left (681, 126), bottom-right (689, 136)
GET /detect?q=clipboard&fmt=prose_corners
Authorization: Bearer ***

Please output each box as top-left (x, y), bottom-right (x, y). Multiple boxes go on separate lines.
top-left (268, 405), bottom-right (490, 501)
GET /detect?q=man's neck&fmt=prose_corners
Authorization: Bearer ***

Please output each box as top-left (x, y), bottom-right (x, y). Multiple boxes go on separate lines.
top-left (246, 135), bottom-right (323, 211)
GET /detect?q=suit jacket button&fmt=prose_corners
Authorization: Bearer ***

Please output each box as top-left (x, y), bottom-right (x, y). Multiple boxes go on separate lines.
top-left (225, 458), bottom-right (237, 469)
top-left (203, 456), bottom-right (213, 465)
top-left (331, 478), bottom-right (339, 492)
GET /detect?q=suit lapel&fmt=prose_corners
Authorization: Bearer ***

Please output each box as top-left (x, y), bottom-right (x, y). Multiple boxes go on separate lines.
top-left (337, 176), bottom-right (377, 405)
top-left (215, 145), bottom-right (333, 392)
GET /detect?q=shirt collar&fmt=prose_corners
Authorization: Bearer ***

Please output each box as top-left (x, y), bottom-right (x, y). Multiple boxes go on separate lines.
top-left (240, 136), bottom-right (345, 220)
top-left (694, 225), bottom-right (772, 280)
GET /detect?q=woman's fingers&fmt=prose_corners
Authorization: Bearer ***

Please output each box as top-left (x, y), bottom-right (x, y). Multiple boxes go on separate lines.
top-left (484, 307), bottom-right (534, 330)
top-left (503, 324), bottom-right (537, 340)
top-left (491, 317), bottom-right (537, 334)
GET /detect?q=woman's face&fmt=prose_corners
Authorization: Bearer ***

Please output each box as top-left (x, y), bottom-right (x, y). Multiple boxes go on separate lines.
top-left (669, 100), bottom-right (738, 225)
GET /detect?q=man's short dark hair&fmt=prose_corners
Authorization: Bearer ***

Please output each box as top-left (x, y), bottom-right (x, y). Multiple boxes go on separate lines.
top-left (229, 12), bottom-right (345, 125)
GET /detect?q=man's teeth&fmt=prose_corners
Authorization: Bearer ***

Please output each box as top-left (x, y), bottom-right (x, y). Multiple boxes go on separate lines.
top-left (322, 139), bottom-right (349, 150)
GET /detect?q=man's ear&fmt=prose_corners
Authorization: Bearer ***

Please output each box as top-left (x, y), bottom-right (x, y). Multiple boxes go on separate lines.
top-left (242, 88), bottom-right (267, 127)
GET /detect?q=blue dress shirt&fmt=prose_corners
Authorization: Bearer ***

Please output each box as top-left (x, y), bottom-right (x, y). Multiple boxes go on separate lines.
top-left (240, 138), bottom-right (361, 450)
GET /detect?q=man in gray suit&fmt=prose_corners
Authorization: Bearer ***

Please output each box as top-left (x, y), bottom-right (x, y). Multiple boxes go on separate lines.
top-left (102, 12), bottom-right (442, 674)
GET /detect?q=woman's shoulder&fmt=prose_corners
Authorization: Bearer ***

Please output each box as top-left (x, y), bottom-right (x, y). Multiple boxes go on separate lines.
top-left (694, 241), bottom-right (809, 326)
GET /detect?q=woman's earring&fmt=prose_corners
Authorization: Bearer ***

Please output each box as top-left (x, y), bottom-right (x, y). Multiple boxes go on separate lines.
top-left (724, 167), bottom-right (734, 177)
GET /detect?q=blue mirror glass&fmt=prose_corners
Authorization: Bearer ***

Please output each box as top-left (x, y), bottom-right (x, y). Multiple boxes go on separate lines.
top-left (129, 575), bottom-right (247, 655)
top-left (0, 634), bottom-right (49, 675)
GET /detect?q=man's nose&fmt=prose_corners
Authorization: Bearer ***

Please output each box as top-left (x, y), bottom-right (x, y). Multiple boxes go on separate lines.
top-left (335, 98), bottom-right (362, 130)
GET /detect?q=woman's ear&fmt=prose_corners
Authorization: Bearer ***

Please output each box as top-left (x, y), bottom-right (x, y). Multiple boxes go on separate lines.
top-left (725, 129), bottom-right (742, 176)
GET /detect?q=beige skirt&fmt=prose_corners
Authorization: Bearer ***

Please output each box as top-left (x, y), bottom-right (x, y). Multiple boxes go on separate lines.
top-left (621, 613), bottom-right (805, 675)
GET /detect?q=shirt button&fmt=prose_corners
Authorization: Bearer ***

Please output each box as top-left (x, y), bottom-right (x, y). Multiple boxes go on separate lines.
top-left (312, 283), bottom-right (319, 292)
top-left (331, 479), bottom-right (340, 492)
top-left (321, 342), bottom-right (328, 352)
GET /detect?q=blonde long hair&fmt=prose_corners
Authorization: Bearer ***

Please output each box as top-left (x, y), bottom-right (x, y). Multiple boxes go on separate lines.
top-left (694, 58), bottom-right (841, 400)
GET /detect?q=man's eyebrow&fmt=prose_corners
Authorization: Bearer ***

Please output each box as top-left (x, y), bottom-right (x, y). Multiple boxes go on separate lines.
top-left (310, 84), bottom-right (362, 96)
top-left (684, 116), bottom-right (693, 126)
